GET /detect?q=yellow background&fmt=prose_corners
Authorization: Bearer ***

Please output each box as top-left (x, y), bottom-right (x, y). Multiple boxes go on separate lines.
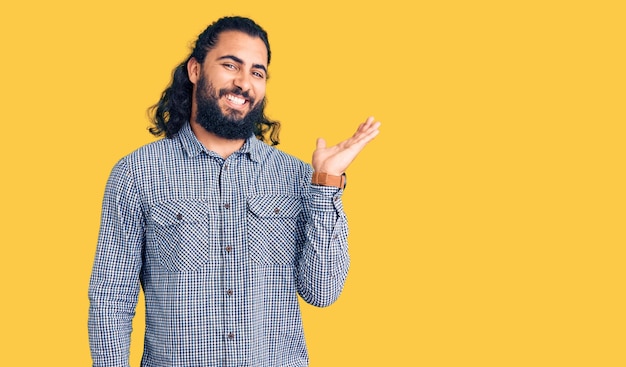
top-left (1, 0), bottom-right (624, 366)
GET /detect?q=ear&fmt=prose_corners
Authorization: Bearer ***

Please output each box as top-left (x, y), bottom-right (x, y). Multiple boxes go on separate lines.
top-left (187, 57), bottom-right (200, 85)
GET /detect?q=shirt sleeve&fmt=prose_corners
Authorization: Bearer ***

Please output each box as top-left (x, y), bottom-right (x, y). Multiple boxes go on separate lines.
top-left (88, 157), bottom-right (145, 367)
top-left (297, 184), bottom-right (350, 307)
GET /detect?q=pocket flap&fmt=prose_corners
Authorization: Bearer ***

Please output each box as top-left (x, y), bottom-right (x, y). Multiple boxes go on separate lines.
top-left (247, 196), bottom-right (302, 218)
top-left (151, 200), bottom-right (208, 226)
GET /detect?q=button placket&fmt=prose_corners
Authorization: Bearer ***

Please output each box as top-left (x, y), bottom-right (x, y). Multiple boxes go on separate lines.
top-left (219, 156), bottom-right (244, 356)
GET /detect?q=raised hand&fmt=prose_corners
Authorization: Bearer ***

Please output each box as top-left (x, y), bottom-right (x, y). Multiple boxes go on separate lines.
top-left (312, 116), bottom-right (381, 175)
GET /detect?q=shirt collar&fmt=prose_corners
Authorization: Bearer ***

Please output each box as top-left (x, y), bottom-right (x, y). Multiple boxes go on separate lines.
top-left (178, 122), bottom-right (265, 162)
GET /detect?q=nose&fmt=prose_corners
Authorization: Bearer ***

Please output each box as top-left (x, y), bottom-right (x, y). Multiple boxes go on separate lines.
top-left (233, 70), bottom-right (251, 92)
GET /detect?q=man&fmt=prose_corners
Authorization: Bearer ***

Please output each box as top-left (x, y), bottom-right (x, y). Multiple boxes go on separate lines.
top-left (88, 16), bottom-right (380, 367)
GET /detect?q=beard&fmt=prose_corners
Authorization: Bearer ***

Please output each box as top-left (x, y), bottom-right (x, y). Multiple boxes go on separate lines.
top-left (195, 74), bottom-right (265, 140)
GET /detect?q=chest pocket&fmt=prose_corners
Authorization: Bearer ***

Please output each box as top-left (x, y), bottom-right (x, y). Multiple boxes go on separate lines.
top-left (247, 195), bottom-right (304, 266)
top-left (151, 200), bottom-right (216, 272)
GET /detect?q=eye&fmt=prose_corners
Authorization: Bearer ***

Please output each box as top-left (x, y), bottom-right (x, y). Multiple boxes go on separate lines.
top-left (223, 63), bottom-right (237, 70)
top-left (252, 70), bottom-right (266, 79)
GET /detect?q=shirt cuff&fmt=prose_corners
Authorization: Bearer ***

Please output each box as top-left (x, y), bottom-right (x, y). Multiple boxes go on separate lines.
top-left (308, 184), bottom-right (344, 213)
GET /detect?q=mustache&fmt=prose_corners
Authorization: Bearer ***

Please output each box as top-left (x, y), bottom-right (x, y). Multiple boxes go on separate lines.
top-left (219, 87), bottom-right (252, 101)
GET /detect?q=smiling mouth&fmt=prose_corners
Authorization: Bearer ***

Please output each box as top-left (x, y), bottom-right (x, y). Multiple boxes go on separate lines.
top-left (225, 93), bottom-right (247, 107)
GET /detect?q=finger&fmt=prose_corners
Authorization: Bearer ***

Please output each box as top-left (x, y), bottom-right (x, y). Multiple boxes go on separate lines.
top-left (316, 137), bottom-right (327, 150)
top-left (359, 117), bottom-right (378, 132)
top-left (347, 119), bottom-right (374, 142)
top-left (357, 128), bottom-right (380, 146)
top-left (363, 116), bottom-right (376, 128)
top-left (335, 118), bottom-right (381, 148)
top-left (355, 116), bottom-right (374, 133)
top-left (349, 122), bottom-right (381, 147)
top-left (353, 120), bottom-right (381, 140)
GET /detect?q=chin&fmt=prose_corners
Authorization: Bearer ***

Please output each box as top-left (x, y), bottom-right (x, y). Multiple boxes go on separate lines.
top-left (224, 109), bottom-right (249, 122)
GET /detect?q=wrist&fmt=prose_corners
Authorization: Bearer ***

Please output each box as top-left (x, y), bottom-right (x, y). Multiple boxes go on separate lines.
top-left (311, 172), bottom-right (347, 189)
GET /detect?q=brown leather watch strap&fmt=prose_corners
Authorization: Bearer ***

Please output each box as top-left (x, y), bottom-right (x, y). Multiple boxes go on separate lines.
top-left (311, 172), bottom-right (346, 189)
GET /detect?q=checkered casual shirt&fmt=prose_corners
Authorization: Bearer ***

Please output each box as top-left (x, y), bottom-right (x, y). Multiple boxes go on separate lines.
top-left (88, 122), bottom-right (350, 367)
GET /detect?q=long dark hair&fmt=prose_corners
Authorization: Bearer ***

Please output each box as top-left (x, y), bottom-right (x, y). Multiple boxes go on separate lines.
top-left (148, 16), bottom-right (280, 145)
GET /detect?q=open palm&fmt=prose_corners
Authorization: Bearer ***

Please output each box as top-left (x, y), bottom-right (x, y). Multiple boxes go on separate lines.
top-left (312, 116), bottom-right (381, 175)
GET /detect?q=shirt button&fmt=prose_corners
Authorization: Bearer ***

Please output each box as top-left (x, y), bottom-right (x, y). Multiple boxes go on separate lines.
top-left (225, 245), bottom-right (232, 252)
top-left (227, 332), bottom-right (235, 340)
top-left (226, 289), bottom-right (233, 296)
top-left (334, 196), bottom-right (339, 201)
top-left (273, 207), bottom-right (280, 214)
top-left (176, 213), bottom-right (183, 220)
top-left (224, 203), bottom-right (230, 209)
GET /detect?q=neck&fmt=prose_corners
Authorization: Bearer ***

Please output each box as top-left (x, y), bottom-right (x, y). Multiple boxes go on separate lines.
top-left (190, 120), bottom-right (246, 159)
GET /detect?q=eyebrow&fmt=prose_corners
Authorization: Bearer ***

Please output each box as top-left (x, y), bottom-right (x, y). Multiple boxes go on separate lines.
top-left (217, 55), bottom-right (268, 74)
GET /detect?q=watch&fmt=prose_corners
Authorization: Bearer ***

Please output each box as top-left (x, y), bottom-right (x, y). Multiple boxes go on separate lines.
top-left (311, 172), bottom-right (347, 189)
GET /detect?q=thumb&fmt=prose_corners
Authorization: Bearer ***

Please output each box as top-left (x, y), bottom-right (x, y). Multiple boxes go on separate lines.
top-left (316, 137), bottom-right (327, 149)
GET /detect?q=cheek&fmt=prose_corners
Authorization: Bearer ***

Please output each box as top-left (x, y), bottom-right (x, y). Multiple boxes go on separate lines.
top-left (206, 70), bottom-right (229, 88)
top-left (253, 82), bottom-right (266, 101)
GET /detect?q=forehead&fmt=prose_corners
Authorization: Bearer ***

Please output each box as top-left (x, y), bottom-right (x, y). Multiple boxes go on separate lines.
top-left (207, 30), bottom-right (268, 67)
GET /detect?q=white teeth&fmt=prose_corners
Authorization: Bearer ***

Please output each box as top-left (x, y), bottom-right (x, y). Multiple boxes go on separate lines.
top-left (226, 94), bottom-right (246, 105)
